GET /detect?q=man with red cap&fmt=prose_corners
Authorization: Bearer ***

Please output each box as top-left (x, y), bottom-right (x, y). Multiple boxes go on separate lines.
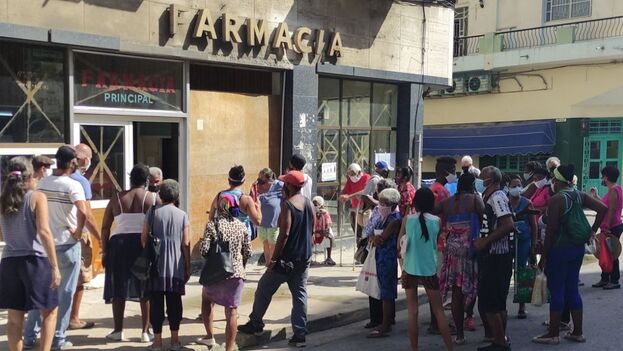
top-left (238, 170), bottom-right (315, 348)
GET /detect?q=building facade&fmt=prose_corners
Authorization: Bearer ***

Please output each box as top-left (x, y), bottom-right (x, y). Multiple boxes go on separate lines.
top-left (0, 0), bottom-right (455, 259)
top-left (423, 0), bottom-right (623, 194)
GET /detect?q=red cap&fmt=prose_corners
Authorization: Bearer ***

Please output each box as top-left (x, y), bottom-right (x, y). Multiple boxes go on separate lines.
top-left (279, 170), bottom-right (305, 187)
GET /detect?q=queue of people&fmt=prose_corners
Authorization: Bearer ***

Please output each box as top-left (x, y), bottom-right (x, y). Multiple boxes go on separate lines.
top-left (1, 147), bottom-right (621, 351)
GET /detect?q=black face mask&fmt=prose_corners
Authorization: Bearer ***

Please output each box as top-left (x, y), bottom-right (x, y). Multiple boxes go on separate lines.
top-left (148, 185), bottom-right (159, 192)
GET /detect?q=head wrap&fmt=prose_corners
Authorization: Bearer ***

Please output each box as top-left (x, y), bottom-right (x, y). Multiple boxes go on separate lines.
top-left (217, 193), bottom-right (239, 218)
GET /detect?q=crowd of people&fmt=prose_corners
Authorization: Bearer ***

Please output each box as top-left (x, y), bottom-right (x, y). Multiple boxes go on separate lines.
top-left (1, 145), bottom-right (622, 351)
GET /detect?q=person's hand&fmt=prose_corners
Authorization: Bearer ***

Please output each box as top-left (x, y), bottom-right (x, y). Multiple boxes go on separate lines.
top-left (50, 266), bottom-right (61, 289)
top-left (68, 227), bottom-right (81, 241)
top-left (372, 235), bottom-right (384, 247)
top-left (400, 271), bottom-right (407, 286)
top-left (538, 256), bottom-right (547, 271)
top-left (473, 237), bottom-right (488, 253)
top-left (338, 194), bottom-right (349, 203)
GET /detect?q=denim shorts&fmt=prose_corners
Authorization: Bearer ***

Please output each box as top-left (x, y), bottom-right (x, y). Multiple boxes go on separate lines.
top-left (0, 255), bottom-right (58, 311)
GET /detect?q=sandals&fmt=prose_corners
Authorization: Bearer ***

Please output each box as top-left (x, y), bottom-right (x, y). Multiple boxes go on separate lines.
top-left (454, 337), bottom-right (466, 345)
top-left (564, 333), bottom-right (586, 343)
top-left (366, 329), bottom-right (390, 338)
top-left (68, 321), bottom-right (95, 330)
top-left (532, 334), bottom-right (560, 345)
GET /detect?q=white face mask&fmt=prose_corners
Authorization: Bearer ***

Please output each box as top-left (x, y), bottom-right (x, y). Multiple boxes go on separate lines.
top-left (523, 172), bottom-right (533, 181)
top-left (535, 178), bottom-right (548, 189)
top-left (509, 187), bottom-right (522, 198)
top-left (446, 173), bottom-right (458, 184)
top-left (349, 174), bottom-right (362, 183)
top-left (81, 159), bottom-right (91, 174)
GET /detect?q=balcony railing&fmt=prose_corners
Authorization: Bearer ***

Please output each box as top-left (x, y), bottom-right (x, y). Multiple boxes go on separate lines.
top-left (453, 15), bottom-right (623, 57)
top-left (453, 35), bottom-right (483, 57)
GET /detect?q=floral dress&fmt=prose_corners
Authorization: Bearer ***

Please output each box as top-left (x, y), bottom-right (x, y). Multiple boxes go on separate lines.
top-left (439, 195), bottom-right (479, 306)
top-left (375, 211), bottom-right (401, 300)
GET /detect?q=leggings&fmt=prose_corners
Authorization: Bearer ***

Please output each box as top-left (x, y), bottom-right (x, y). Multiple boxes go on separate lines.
top-left (545, 245), bottom-right (584, 312)
top-left (150, 291), bottom-right (183, 334)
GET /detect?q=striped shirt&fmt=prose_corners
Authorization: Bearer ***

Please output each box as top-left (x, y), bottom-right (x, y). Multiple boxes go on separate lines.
top-left (482, 189), bottom-right (513, 255)
top-left (37, 175), bottom-right (85, 245)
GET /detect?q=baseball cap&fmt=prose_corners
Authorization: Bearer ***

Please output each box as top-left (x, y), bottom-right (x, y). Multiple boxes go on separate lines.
top-left (55, 145), bottom-right (77, 165)
top-left (375, 160), bottom-right (393, 171)
top-left (279, 170), bottom-right (305, 187)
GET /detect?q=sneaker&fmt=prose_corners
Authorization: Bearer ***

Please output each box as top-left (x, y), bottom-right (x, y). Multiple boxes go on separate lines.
top-left (237, 322), bottom-right (263, 336)
top-left (464, 317), bottom-right (477, 331)
top-left (52, 340), bottom-right (73, 350)
top-left (325, 258), bottom-right (336, 266)
top-left (560, 321), bottom-right (572, 331)
top-left (141, 332), bottom-right (154, 343)
top-left (592, 280), bottom-right (608, 288)
top-left (603, 283), bottom-right (621, 290)
top-left (532, 334), bottom-right (560, 345)
top-left (106, 331), bottom-right (127, 342)
top-left (564, 333), bottom-right (586, 343)
top-left (196, 337), bottom-right (216, 346)
top-left (170, 342), bottom-right (184, 351)
top-left (288, 335), bottom-right (306, 348)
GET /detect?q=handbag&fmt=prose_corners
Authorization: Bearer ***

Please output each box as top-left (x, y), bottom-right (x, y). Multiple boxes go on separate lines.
top-left (199, 219), bottom-right (235, 285)
top-left (355, 245), bottom-right (380, 299)
top-left (131, 207), bottom-right (160, 281)
top-left (354, 237), bottom-right (369, 263)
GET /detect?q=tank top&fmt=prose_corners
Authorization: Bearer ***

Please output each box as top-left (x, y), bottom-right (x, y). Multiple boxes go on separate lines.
top-left (110, 191), bottom-right (155, 238)
top-left (601, 184), bottom-right (623, 230)
top-left (0, 191), bottom-right (46, 258)
top-left (221, 189), bottom-right (253, 239)
top-left (281, 199), bottom-right (313, 261)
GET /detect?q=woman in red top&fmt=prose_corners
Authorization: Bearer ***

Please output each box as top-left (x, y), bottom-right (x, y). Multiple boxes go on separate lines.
top-left (339, 163), bottom-right (371, 240)
top-left (395, 167), bottom-right (416, 217)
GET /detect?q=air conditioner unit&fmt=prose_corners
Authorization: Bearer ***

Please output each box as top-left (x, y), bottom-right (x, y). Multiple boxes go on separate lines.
top-left (444, 77), bottom-right (465, 95)
top-left (466, 75), bottom-right (492, 93)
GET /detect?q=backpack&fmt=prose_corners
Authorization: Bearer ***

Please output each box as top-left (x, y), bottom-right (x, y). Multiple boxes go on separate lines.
top-left (559, 190), bottom-right (592, 246)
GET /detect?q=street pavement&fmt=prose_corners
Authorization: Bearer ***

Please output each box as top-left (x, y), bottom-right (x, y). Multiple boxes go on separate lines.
top-left (1, 248), bottom-right (621, 351)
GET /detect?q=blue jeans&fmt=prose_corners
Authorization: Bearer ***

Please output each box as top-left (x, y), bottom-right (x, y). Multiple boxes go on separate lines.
top-left (545, 245), bottom-right (584, 312)
top-left (24, 243), bottom-right (81, 346)
top-left (249, 261), bottom-right (309, 337)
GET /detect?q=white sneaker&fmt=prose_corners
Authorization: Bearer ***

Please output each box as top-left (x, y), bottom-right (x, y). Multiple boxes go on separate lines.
top-left (106, 331), bottom-right (127, 342)
top-left (141, 332), bottom-right (154, 343)
top-left (196, 337), bottom-right (216, 346)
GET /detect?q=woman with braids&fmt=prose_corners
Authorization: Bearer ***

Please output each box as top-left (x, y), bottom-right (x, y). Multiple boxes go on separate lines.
top-left (399, 187), bottom-right (454, 351)
top-left (0, 156), bottom-right (61, 351)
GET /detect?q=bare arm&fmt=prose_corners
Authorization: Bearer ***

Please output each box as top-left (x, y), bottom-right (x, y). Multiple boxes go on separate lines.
top-left (73, 200), bottom-right (88, 240)
top-left (606, 188), bottom-right (618, 231)
top-left (100, 201), bottom-right (115, 264)
top-left (181, 225), bottom-right (191, 282)
top-left (32, 191), bottom-right (60, 289)
top-left (527, 200), bottom-right (539, 256)
top-left (271, 201), bottom-right (292, 263)
top-left (241, 194), bottom-right (262, 226)
top-left (141, 222), bottom-right (149, 248)
top-left (581, 192), bottom-right (608, 231)
top-left (521, 183), bottom-right (537, 199)
top-left (541, 195), bottom-right (562, 264)
top-left (84, 201), bottom-right (101, 242)
top-left (208, 195), bottom-right (218, 221)
top-left (397, 216), bottom-right (407, 262)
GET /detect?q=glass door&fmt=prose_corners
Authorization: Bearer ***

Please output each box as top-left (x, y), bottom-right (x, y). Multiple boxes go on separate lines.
top-left (584, 135), bottom-right (622, 196)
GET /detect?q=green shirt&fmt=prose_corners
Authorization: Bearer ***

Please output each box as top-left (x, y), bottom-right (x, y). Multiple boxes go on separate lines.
top-left (403, 213), bottom-right (441, 277)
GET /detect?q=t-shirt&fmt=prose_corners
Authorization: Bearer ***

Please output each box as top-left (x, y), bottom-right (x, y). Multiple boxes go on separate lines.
top-left (302, 174), bottom-right (313, 200)
top-left (363, 174), bottom-right (382, 196)
top-left (403, 213), bottom-right (441, 276)
top-left (37, 175), bottom-right (86, 245)
top-left (482, 189), bottom-right (513, 255)
top-left (398, 182), bottom-right (416, 217)
top-left (431, 181), bottom-right (450, 205)
top-left (341, 173), bottom-right (371, 209)
top-left (70, 171), bottom-right (92, 200)
top-left (259, 180), bottom-right (284, 228)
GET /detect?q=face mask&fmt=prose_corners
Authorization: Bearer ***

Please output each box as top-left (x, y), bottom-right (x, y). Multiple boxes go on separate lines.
top-left (535, 178), bottom-right (547, 189)
top-left (523, 172), bottom-right (533, 181)
top-left (475, 179), bottom-right (485, 193)
top-left (446, 173), bottom-right (458, 184)
top-left (378, 205), bottom-right (392, 219)
top-left (481, 178), bottom-right (492, 188)
top-left (462, 166), bottom-right (470, 173)
top-left (509, 187), bottom-right (522, 198)
top-left (349, 174), bottom-right (362, 183)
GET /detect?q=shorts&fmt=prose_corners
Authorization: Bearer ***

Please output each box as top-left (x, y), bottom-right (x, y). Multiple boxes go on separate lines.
top-left (478, 253), bottom-right (513, 313)
top-left (401, 273), bottom-right (440, 290)
top-left (258, 227), bottom-right (279, 244)
top-left (0, 255), bottom-right (58, 311)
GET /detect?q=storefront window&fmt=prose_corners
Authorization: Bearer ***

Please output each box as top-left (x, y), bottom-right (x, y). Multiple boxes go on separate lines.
top-left (342, 80), bottom-right (370, 128)
top-left (0, 42), bottom-right (66, 143)
top-left (80, 125), bottom-right (125, 200)
top-left (74, 53), bottom-right (183, 111)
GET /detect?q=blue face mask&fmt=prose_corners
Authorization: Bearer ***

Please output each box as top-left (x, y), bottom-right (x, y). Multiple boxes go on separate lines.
top-left (475, 178), bottom-right (485, 193)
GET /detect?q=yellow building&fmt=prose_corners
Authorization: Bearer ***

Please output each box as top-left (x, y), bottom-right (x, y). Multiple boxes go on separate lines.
top-left (423, 0), bottom-right (623, 195)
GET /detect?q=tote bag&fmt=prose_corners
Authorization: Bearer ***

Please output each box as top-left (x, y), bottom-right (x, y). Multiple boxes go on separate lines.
top-left (356, 245), bottom-right (380, 299)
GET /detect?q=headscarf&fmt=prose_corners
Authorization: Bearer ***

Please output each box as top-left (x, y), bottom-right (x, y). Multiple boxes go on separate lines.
top-left (217, 193), bottom-right (239, 218)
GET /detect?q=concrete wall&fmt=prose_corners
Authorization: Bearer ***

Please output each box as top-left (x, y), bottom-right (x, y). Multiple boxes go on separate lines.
top-left (424, 63), bottom-right (623, 126)
top-left (455, 0), bottom-right (623, 36)
top-left (0, 0), bottom-right (453, 81)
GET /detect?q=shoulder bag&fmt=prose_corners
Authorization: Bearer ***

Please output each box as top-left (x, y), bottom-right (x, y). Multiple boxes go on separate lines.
top-left (199, 218), bottom-right (235, 285)
top-left (131, 206), bottom-right (160, 281)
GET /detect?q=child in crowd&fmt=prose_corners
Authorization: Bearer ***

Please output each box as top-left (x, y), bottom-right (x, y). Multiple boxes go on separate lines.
top-left (312, 196), bottom-right (336, 266)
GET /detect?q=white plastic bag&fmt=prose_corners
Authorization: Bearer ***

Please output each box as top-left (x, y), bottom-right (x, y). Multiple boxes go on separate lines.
top-left (531, 271), bottom-right (548, 306)
top-left (356, 246), bottom-right (380, 299)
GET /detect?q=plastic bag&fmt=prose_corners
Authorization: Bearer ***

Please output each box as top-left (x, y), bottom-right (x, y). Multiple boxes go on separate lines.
top-left (356, 246), bottom-right (380, 299)
top-left (531, 271), bottom-right (547, 306)
top-left (514, 265), bottom-right (538, 304)
top-left (585, 236), bottom-right (597, 256)
top-left (599, 235), bottom-right (614, 273)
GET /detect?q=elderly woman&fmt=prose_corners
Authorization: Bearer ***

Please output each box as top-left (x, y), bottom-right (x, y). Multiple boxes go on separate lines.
top-left (254, 168), bottom-right (283, 266)
top-left (143, 179), bottom-right (190, 351)
top-left (198, 193), bottom-right (252, 351)
top-left (533, 165), bottom-right (606, 345)
top-left (362, 179), bottom-right (397, 330)
top-left (339, 163), bottom-right (371, 240)
top-left (367, 188), bottom-right (402, 338)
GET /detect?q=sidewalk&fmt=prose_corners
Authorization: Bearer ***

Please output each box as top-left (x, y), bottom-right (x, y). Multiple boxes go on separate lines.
top-left (0, 258), bottom-right (409, 351)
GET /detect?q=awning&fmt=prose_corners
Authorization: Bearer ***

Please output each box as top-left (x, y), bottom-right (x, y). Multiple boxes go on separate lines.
top-left (423, 120), bottom-right (556, 156)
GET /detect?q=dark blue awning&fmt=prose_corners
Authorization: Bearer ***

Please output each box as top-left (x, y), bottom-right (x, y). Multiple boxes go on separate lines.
top-left (423, 120), bottom-right (556, 156)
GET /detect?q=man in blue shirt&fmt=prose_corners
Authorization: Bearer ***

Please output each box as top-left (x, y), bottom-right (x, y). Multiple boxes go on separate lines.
top-left (68, 143), bottom-right (100, 330)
